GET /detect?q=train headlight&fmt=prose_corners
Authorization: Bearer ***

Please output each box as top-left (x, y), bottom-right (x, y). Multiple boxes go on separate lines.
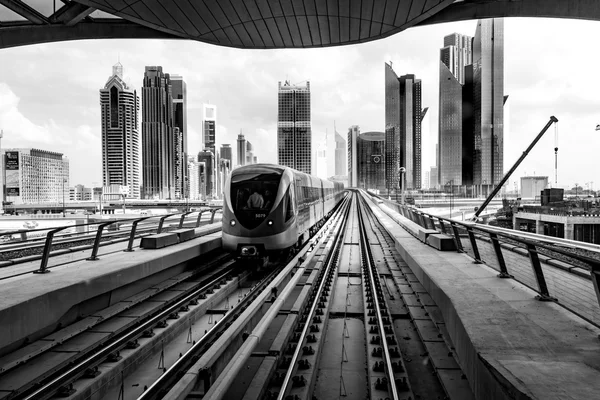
top-left (230, 220), bottom-right (236, 226)
top-left (267, 220), bottom-right (273, 226)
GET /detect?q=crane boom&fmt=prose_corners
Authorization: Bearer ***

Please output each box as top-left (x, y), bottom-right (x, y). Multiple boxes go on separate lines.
top-left (473, 116), bottom-right (558, 219)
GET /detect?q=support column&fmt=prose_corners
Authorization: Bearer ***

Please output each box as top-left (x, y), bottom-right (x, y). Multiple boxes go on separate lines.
top-left (564, 223), bottom-right (574, 240)
top-left (535, 219), bottom-right (544, 235)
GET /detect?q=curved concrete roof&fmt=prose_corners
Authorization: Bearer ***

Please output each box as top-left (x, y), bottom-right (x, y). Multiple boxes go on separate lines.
top-left (0, 0), bottom-right (599, 49)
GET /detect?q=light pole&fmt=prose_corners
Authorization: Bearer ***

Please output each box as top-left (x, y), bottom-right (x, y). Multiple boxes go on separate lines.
top-left (399, 167), bottom-right (406, 205)
top-left (62, 178), bottom-right (66, 217)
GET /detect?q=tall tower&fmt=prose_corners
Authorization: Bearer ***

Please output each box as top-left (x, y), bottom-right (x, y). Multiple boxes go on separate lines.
top-left (334, 130), bottom-right (346, 176)
top-left (246, 140), bottom-right (254, 165)
top-left (237, 132), bottom-right (246, 167)
top-left (203, 104), bottom-right (217, 156)
top-left (398, 74), bottom-right (422, 190)
top-left (277, 81), bottom-right (311, 174)
top-left (439, 32), bottom-right (473, 191)
top-left (141, 66), bottom-right (175, 199)
top-left (171, 75), bottom-right (187, 199)
top-left (473, 18), bottom-right (504, 193)
top-left (220, 144), bottom-right (232, 167)
top-left (347, 125), bottom-right (359, 187)
top-left (100, 63), bottom-right (140, 199)
top-left (385, 63), bottom-right (401, 191)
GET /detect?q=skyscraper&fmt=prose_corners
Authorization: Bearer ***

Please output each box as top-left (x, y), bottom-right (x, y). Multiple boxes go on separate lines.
top-left (237, 132), bottom-right (246, 167)
top-left (220, 144), bottom-right (232, 167)
top-left (385, 63), bottom-right (423, 191)
top-left (356, 131), bottom-right (386, 191)
top-left (473, 19), bottom-right (504, 193)
top-left (246, 140), bottom-right (254, 165)
top-left (100, 63), bottom-right (140, 199)
top-left (141, 66), bottom-right (175, 199)
top-left (347, 125), bottom-right (359, 187)
top-left (171, 75), bottom-right (187, 199)
top-left (439, 33), bottom-right (473, 189)
top-left (203, 104), bottom-right (217, 156)
top-left (278, 81), bottom-right (311, 174)
top-left (198, 150), bottom-right (215, 199)
top-left (335, 131), bottom-right (346, 176)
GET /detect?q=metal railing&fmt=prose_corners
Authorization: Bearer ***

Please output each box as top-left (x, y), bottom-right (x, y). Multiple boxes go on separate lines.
top-left (0, 208), bottom-right (222, 274)
top-left (371, 195), bottom-right (600, 326)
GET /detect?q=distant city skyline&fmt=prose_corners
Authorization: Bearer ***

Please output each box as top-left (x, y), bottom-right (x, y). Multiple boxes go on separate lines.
top-left (0, 18), bottom-right (598, 190)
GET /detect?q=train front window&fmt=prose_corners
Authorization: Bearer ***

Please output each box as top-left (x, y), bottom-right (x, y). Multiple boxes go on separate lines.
top-left (231, 172), bottom-right (282, 229)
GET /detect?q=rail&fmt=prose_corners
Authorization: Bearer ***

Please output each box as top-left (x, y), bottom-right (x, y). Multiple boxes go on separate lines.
top-left (0, 208), bottom-right (222, 273)
top-left (371, 194), bottom-right (600, 326)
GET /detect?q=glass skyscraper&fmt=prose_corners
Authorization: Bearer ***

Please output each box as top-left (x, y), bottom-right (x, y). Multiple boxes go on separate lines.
top-left (141, 66), bottom-right (176, 200)
top-left (385, 63), bottom-right (422, 190)
top-left (100, 63), bottom-right (140, 199)
top-left (277, 81), bottom-right (311, 174)
top-left (171, 75), bottom-right (187, 199)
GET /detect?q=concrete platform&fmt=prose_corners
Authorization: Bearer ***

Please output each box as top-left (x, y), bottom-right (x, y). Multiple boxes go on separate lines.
top-left (0, 224), bottom-right (222, 356)
top-left (367, 195), bottom-right (600, 400)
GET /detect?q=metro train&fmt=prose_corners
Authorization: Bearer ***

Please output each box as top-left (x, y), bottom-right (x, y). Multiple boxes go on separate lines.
top-left (222, 163), bottom-right (345, 258)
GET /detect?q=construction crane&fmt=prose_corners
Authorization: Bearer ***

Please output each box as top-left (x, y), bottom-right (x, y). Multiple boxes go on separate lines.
top-left (473, 116), bottom-right (559, 220)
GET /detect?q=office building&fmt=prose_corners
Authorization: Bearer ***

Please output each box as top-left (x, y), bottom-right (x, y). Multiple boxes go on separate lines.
top-left (69, 184), bottom-right (93, 201)
top-left (171, 75), bottom-right (187, 199)
top-left (220, 144), bottom-right (232, 167)
top-left (385, 64), bottom-right (423, 190)
top-left (237, 132), bottom-right (246, 167)
top-left (188, 156), bottom-right (201, 200)
top-left (99, 62), bottom-right (140, 199)
top-left (246, 140), bottom-right (254, 165)
top-left (198, 150), bottom-right (215, 199)
top-left (1, 148), bottom-right (69, 205)
top-left (439, 33), bottom-right (473, 190)
top-left (347, 125), bottom-right (359, 187)
top-left (141, 66), bottom-right (176, 200)
top-left (356, 131), bottom-right (386, 191)
top-left (203, 104), bottom-right (217, 156)
top-left (278, 80), bottom-right (311, 174)
top-left (472, 18), bottom-right (504, 194)
top-left (335, 131), bottom-right (346, 176)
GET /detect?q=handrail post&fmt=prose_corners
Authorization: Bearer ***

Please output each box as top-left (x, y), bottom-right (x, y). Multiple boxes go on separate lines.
top-left (590, 261), bottom-right (600, 311)
top-left (449, 222), bottom-right (464, 253)
top-left (438, 218), bottom-right (447, 234)
top-left (124, 217), bottom-right (150, 252)
top-left (35, 227), bottom-right (68, 274)
top-left (489, 232), bottom-right (513, 278)
top-left (178, 212), bottom-right (193, 229)
top-left (157, 214), bottom-right (175, 234)
top-left (87, 221), bottom-right (118, 261)
top-left (525, 243), bottom-right (557, 302)
top-left (210, 209), bottom-right (219, 224)
top-left (465, 225), bottom-right (483, 263)
top-left (428, 215), bottom-right (437, 231)
top-left (196, 210), bottom-right (205, 228)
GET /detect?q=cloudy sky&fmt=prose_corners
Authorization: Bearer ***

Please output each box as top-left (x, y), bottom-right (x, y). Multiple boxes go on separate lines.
top-left (0, 17), bottom-right (599, 191)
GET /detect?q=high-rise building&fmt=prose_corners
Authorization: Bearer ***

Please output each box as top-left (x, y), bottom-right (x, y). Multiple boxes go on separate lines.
top-left (188, 156), bottom-right (201, 200)
top-left (356, 131), bottom-right (386, 191)
top-left (70, 184), bottom-right (93, 201)
top-left (347, 125), bottom-right (359, 187)
top-left (385, 64), bottom-right (423, 191)
top-left (100, 63), bottom-right (140, 199)
top-left (277, 81), bottom-right (311, 174)
top-left (473, 18), bottom-right (504, 194)
top-left (220, 144), bottom-right (232, 167)
top-left (1, 148), bottom-right (69, 205)
top-left (198, 150), bottom-right (215, 199)
top-left (237, 132), bottom-right (246, 168)
top-left (171, 75), bottom-right (187, 199)
top-left (246, 140), bottom-right (254, 165)
top-left (141, 66), bottom-right (176, 200)
top-left (203, 104), bottom-right (217, 156)
top-left (439, 33), bottom-right (473, 190)
top-left (335, 131), bottom-right (346, 176)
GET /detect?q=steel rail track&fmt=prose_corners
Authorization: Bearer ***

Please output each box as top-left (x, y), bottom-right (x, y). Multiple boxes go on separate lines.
top-left (16, 259), bottom-right (237, 400)
top-left (276, 195), bottom-right (352, 400)
top-left (357, 197), bottom-right (405, 400)
top-left (137, 263), bottom-right (287, 400)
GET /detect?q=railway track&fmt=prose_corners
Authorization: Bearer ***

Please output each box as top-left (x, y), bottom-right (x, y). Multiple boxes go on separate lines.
top-left (150, 191), bottom-right (473, 400)
top-left (0, 251), bottom-right (235, 400)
